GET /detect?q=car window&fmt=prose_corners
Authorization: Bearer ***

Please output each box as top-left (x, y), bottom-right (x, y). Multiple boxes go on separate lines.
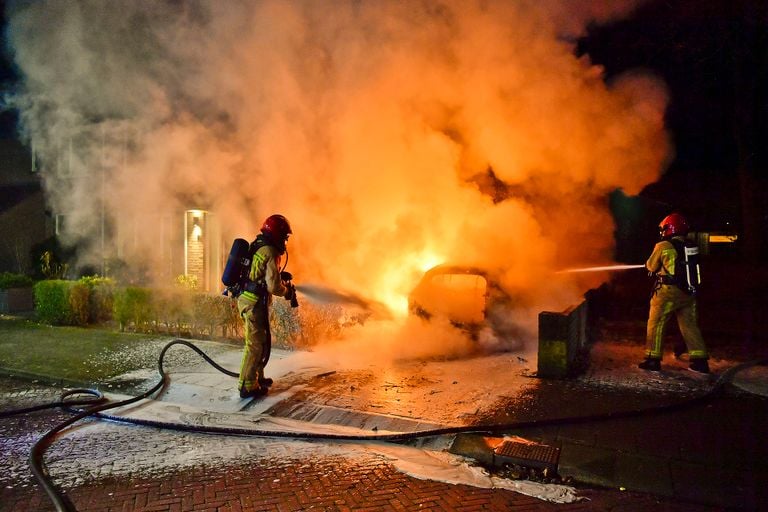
top-left (419, 273), bottom-right (487, 324)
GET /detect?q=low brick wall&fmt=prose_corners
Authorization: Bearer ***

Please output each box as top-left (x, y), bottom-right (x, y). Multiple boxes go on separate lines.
top-left (537, 299), bottom-right (589, 379)
top-left (0, 288), bottom-right (34, 313)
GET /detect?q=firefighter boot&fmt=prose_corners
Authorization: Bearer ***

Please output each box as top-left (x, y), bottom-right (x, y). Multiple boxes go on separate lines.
top-left (239, 385), bottom-right (268, 399)
top-left (689, 358), bottom-right (710, 374)
top-left (638, 358), bottom-right (661, 372)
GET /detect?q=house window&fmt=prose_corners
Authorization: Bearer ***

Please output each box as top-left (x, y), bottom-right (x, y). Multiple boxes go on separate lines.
top-left (55, 214), bottom-right (66, 236)
top-left (184, 210), bottom-right (207, 290)
top-left (31, 140), bottom-right (39, 173)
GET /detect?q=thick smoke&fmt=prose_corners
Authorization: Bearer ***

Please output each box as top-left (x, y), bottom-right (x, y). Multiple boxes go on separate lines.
top-left (4, 0), bottom-right (667, 360)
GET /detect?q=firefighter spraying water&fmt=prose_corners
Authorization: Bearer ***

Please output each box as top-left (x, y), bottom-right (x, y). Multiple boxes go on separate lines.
top-left (222, 214), bottom-right (298, 399)
top-left (555, 216), bottom-right (708, 374)
top-left (639, 213), bottom-right (708, 374)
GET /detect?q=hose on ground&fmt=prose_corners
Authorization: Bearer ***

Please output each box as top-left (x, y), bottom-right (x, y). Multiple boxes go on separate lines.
top-left (0, 388), bottom-right (105, 418)
top-left (25, 339), bottom-right (236, 512)
top-left (2, 338), bottom-right (764, 512)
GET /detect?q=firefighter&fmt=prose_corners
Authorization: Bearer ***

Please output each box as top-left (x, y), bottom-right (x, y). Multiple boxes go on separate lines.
top-left (237, 214), bottom-right (296, 399)
top-left (639, 213), bottom-right (709, 374)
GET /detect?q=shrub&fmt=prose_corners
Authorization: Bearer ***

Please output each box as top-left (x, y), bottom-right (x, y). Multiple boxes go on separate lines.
top-left (154, 287), bottom-right (193, 335)
top-left (113, 287), bottom-right (153, 331)
top-left (68, 282), bottom-right (90, 326)
top-left (192, 293), bottom-right (220, 338)
top-left (40, 250), bottom-right (68, 279)
top-left (111, 286), bottom-right (239, 337)
top-left (174, 274), bottom-right (199, 290)
top-left (34, 280), bottom-right (72, 325)
top-left (80, 276), bottom-right (115, 324)
top-left (0, 272), bottom-right (33, 290)
top-left (172, 292), bottom-right (243, 339)
top-left (270, 299), bottom-right (301, 348)
top-left (296, 301), bottom-right (346, 347)
top-left (270, 299), bottom-right (345, 350)
top-left (31, 276), bottom-right (117, 327)
top-left (219, 296), bottom-right (242, 339)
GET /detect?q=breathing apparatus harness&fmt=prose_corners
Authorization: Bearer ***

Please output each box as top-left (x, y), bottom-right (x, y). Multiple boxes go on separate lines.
top-left (652, 236), bottom-right (701, 296)
top-left (222, 234), bottom-right (298, 308)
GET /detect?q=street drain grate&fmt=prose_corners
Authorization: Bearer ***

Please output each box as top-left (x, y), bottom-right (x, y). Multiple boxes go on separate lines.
top-left (493, 437), bottom-right (560, 471)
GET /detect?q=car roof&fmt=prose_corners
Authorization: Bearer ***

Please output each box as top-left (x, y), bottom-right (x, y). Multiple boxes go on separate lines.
top-left (422, 264), bottom-right (488, 279)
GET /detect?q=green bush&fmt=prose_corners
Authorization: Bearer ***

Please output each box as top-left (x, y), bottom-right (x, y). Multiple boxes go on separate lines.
top-left (34, 280), bottom-right (72, 325)
top-left (32, 277), bottom-right (247, 334)
top-left (32, 274), bottom-right (350, 339)
top-left (113, 287), bottom-right (153, 331)
top-left (110, 285), bottom-right (239, 337)
top-left (81, 276), bottom-right (115, 324)
top-left (32, 276), bottom-right (117, 327)
top-left (0, 272), bottom-right (33, 290)
top-left (68, 282), bottom-right (90, 326)
top-left (31, 275), bottom-right (350, 342)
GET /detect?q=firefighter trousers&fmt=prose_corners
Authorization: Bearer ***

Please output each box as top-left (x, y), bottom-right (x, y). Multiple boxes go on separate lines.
top-left (645, 284), bottom-right (708, 360)
top-left (237, 292), bottom-right (272, 392)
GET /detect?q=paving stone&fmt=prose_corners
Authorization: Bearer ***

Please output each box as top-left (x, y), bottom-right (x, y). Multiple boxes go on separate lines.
top-left (1, 351), bottom-right (760, 512)
top-left (557, 442), bottom-right (617, 488)
top-left (669, 459), bottom-right (759, 510)
top-left (614, 452), bottom-right (673, 497)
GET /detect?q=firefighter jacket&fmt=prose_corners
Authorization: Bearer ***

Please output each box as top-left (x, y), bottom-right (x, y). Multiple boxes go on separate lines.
top-left (241, 243), bottom-right (287, 301)
top-left (644, 235), bottom-right (707, 359)
top-left (645, 236), bottom-right (684, 278)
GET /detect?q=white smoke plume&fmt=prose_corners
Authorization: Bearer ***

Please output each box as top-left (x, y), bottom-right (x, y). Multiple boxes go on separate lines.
top-left (4, 0), bottom-right (666, 358)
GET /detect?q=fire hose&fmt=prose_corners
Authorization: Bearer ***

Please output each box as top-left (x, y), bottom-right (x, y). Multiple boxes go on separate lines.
top-left (1, 338), bottom-right (765, 512)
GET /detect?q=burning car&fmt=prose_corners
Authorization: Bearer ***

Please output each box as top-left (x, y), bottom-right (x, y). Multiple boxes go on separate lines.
top-left (408, 265), bottom-right (510, 338)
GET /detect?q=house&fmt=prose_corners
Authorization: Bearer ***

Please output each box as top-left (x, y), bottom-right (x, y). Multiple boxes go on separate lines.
top-left (0, 138), bottom-right (51, 274)
top-left (0, 137), bottom-right (223, 291)
top-left (111, 208), bottom-right (223, 292)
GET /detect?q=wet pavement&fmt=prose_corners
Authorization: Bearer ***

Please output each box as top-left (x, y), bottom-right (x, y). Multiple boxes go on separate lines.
top-left (0, 377), bottom-right (724, 512)
top-left (2, 318), bottom-right (767, 511)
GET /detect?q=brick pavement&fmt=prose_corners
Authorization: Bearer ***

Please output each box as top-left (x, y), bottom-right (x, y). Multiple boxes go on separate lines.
top-left (1, 378), bottom-right (721, 512)
top-left (2, 453), bottom-right (719, 512)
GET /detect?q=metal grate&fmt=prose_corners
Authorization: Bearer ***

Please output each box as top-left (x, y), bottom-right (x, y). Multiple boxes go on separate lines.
top-left (493, 437), bottom-right (560, 470)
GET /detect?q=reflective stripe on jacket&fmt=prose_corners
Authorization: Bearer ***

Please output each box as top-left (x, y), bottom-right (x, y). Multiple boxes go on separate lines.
top-left (242, 244), bottom-right (287, 300)
top-left (646, 237), bottom-right (684, 277)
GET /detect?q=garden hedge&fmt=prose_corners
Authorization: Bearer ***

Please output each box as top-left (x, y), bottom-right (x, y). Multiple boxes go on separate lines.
top-left (32, 278), bottom-right (345, 348)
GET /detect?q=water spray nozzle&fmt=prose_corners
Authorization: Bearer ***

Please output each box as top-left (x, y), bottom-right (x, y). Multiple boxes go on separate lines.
top-left (280, 271), bottom-right (299, 308)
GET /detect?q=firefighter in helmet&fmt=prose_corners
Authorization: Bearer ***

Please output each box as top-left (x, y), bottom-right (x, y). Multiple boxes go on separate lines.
top-left (237, 214), bottom-right (296, 399)
top-left (640, 213), bottom-right (709, 374)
